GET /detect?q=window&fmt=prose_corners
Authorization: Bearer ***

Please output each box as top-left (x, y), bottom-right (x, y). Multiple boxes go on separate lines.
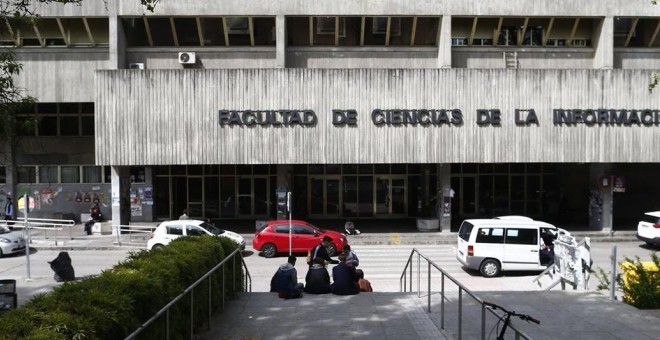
top-left (17, 166), bottom-right (36, 183)
top-left (166, 224), bottom-right (184, 236)
top-left (472, 38), bottom-right (493, 46)
top-left (226, 17), bottom-right (249, 34)
top-left (294, 224), bottom-right (315, 235)
top-left (83, 166), bottom-right (103, 183)
top-left (186, 225), bottom-right (207, 236)
top-left (60, 166), bottom-right (80, 183)
top-left (452, 37), bottom-right (468, 46)
top-left (273, 225), bottom-right (289, 233)
top-left (475, 227), bottom-right (504, 244)
top-left (570, 39), bottom-right (590, 47)
top-left (505, 228), bottom-right (538, 245)
top-left (130, 166), bottom-right (146, 183)
top-left (316, 17), bottom-right (346, 36)
top-left (546, 39), bottom-right (566, 47)
top-left (0, 167), bottom-right (5, 184)
top-left (372, 17), bottom-right (401, 36)
top-left (39, 166), bottom-right (58, 183)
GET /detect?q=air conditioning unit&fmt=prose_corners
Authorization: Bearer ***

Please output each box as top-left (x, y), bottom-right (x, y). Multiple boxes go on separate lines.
top-left (178, 52), bottom-right (196, 64)
top-left (128, 63), bottom-right (144, 70)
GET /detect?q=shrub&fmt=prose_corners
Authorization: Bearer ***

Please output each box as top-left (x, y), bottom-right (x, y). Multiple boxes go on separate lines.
top-left (0, 235), bottom-right (244, 339)
top-left (618, 253), bottom-right (660, 309)
top-left (595, 251), bottom-right (660, 309)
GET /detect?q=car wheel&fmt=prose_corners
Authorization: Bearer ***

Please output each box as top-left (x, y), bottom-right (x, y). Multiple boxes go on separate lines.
top-left (262, 243), bottom-right (277, 258)
top-left (151, 244), bottom-right (165, 250)
top-left (480, 259), bottom-right (501, 278)
top-left (326, 244), bottom-right (337, 257)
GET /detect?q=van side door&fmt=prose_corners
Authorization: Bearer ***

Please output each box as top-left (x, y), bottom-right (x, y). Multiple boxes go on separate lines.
top-left (503, 227), bottom-right (541, 271)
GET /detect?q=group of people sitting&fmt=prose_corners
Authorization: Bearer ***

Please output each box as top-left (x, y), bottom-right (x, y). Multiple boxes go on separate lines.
top-left (270, 236), bottom-right (372, 299)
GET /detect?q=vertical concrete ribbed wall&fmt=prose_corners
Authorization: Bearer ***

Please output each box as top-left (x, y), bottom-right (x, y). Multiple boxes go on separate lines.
top-left (95, 69), bottom-right (660, 165)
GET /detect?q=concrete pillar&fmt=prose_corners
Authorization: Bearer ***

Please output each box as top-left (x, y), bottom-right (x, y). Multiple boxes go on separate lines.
top-left (437, 163), bottom-right (451, 232)
top-left (275, 15), bottom-right (286, 68)
top-left (589, 164), bottom-right (613, 231)
top-left (437, 15), bottom-right (452, 69)
top-left (111, 166), bottom-right (131, 226)
top-left (593, 17), bottom-right (614, 70)
top-left (108, 13), bottom-right (126, 69)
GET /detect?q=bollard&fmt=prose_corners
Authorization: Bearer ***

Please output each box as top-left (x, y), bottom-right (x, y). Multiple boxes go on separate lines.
top-left (609, 245), bottom-right (617, 300)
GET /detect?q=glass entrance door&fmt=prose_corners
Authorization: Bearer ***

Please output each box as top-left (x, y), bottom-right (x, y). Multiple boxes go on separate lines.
top-left (456, 175), bottom-right (477, 218)
top-left (375, 176), bottom-right (407, 217)
top-left (309, 176), bottom-right (341, 218)
top-left (187, 177), bottom-right (203, 218)
top-left (238, 176), bottom-right (270, 218)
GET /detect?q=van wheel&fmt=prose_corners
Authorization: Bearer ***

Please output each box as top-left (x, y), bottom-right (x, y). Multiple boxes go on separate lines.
top-left (480, 259), bottom-right (501, 278)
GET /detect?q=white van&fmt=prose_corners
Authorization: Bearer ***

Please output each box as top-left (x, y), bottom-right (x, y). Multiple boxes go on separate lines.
top-left (456, 217), bottom-right (566, 278)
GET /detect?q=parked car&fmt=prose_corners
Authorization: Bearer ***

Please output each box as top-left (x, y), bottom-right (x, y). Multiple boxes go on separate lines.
top-left (637, 211), bottom-right (660, 247)
top-left (0, 225), bottom-right (26, 257)
top-left (147, 220), bottom-right (245, 250)
top-left (252, 220), bottom-right (348, 258)
top-left (456, 217), bottom-right (564, 278)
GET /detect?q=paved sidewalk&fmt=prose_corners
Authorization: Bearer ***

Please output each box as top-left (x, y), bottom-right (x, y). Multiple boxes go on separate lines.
top-left (196, 292), bottom-right (447, 340)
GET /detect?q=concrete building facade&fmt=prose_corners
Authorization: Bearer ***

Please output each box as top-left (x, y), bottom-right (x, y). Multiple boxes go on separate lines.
top-left (1, 0), bottom-right (660, 231)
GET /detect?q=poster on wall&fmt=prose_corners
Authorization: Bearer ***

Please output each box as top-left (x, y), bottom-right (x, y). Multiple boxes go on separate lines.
top-left (130, 191), bottom-right (142, 216)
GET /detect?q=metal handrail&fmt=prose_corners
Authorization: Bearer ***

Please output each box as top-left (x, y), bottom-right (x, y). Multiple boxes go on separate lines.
top-left (3, 218), bottom-right (75, 245)
top-left (125, 246), bottom-right (252, 340)
top-left (399, 248), bottom-right (533, 340)
top-left (112, 225), bottom-right (157, 246)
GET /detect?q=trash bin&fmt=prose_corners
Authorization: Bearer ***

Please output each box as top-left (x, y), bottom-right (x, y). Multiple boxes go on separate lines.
top-left (0, 279), bottom-right (17, 311)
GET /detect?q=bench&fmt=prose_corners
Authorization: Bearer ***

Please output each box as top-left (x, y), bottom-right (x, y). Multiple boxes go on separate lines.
top-left (92, 221), bottom-right (113, 235)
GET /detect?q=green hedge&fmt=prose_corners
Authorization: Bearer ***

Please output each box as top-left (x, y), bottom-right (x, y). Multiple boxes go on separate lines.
top-left (0, 236), bottom-right (243, 339)
top-left (618, 252), bottom-right (660, 309)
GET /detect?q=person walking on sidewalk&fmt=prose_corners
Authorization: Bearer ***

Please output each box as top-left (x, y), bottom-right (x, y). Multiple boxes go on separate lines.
top-left (4, 196), bottom-right (14, 229)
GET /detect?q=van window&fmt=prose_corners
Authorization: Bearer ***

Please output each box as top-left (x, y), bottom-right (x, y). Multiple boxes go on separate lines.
top-left (505, 228), bottom-right (538, 245)
top-left (458, 221), bottom-right (474, 241)
top-left (476, 228), bottom-right (504, 244)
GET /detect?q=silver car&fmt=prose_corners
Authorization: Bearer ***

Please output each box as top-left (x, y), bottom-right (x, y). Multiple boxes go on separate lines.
top-left (0, 225), bottom-right (26, 257)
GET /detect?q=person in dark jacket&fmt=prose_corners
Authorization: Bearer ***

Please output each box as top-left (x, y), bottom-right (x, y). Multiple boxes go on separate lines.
top-left (330, 254), bottom-right (359, 295)
top-left (304, 256), bottom-right (331, 294)
top-left (270, 255), bottom-right (304, 299)
top-left (309, 236), bottom-right (338, 266)
top-left (84, 205), bottom-right (103, 235)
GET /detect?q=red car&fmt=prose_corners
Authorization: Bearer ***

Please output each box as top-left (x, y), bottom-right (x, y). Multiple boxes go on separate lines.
top-left (252, 220), bottom-right (348, 258)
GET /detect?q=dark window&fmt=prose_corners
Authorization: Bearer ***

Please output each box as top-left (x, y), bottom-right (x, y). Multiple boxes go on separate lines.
top-left (642, 214), bottom-right (660, 224)
top-left (273, 225), bottom-right (289, 233)
top-left (39, 166), bottom-right (58, 183)
top-left (166, 224), bottom-right (184, 235)
top-left (293, 224), bottom-right (315, 235)
top-left (458, 221), bottom-right (474, 241)
top-left (60, 116), bottom-right (80, 136)
top-left (104, 166), bottom-right (111, 183)
top-left (81, 116), bottom-right (94, 136)
top-left (0, 167), bottom-right (5, 184)
top-left (475, 227), bottom-right (504, 244)
top-left (505, 228), bottom-right (538, 245)
top-left (38, 116), bottom-right (58, 136)
top-left (130, 166), bottom-right (146, 183)
top-left (17, 166), bottom-right (36, 183)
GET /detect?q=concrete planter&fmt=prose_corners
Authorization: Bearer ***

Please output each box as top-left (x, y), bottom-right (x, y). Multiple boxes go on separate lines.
top-left (416, 218), bottom-right (439, 232)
